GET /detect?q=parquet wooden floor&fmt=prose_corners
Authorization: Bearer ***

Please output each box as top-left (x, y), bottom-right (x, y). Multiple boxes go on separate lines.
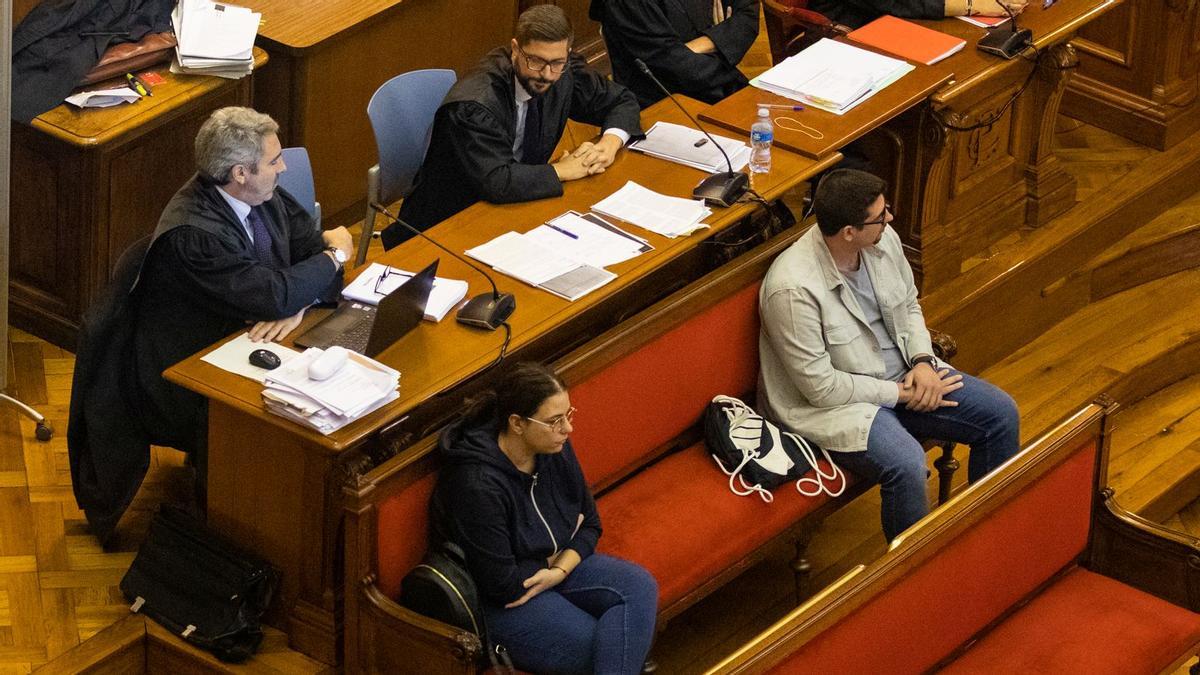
top-left (4, 20), bottom-right (1199, 673)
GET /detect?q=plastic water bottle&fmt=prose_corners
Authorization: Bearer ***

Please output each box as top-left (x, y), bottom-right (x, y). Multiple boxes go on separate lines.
top-left (749, 107), bottom-right (773, 174)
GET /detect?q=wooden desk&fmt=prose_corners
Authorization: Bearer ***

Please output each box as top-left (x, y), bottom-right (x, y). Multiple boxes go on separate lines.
top-left (700, 0), bottom-right (1119, 292)
top-left (8, 49), bottom-right (267, 349)
top-left (239, 0), bottom-right (520, 229)
top-left (164, 97), bottom-right (837, 665)
top-left (1063, 0), bottom-right (1200, 150)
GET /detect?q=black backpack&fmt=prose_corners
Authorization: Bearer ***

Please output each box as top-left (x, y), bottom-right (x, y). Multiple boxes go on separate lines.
top-left (400, 541), bottom-right (514, 672)
top-left (119, 505), bottom-right (279, 662)
top-left (704, 395), bottom-right (846, 502)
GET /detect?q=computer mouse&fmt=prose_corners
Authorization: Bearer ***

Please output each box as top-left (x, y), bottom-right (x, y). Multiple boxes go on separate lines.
top-left (248, 348), bottom-right (282, 370)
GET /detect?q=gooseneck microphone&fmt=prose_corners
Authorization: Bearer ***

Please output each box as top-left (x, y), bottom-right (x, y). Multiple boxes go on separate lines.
top-left (634, 58), bottom-right (749, 208)
top-left (370, 203), bottom-right (516, 330)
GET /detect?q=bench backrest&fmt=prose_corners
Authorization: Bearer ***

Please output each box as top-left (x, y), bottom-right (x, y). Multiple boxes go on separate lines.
top-left (712, 403), bottom-right (1112, 674)
top-left (368, 227), bottom-right (797, 600)
top-left (567, 281), bottom-right (761, 488)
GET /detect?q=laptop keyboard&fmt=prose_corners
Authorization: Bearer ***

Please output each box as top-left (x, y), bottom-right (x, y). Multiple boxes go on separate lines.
top-left (330, 316), bottom-right (374, 353)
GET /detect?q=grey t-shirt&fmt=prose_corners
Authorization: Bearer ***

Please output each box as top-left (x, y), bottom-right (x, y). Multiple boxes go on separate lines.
top-left (842, 262), bottom-right (908, 382)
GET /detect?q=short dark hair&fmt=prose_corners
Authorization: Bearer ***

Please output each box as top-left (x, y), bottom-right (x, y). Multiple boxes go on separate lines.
top-left (462, 362), bottom-right (567, 434)
top-left (813, 169), bottom-right (887, 236)
top-left (515, 4), bottom-right (573, 46)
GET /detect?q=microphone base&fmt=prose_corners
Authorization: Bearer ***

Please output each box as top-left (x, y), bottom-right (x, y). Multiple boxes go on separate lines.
top-left (976, 26), bottom-right (1032, 59)
top-left (456, 292), bottom-right (516, 330)
top-left (693, 171), bottom-right (750, 208)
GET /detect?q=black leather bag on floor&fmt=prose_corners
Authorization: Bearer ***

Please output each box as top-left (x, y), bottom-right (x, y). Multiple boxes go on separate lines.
top-left (119, 505), bottom-right (280, 662)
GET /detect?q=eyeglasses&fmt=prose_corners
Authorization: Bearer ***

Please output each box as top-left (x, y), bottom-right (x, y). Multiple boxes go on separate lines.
top-left (861, 203), bottom-right (891, 228)
top-left (517, 45), bottom-right (569, 74)
top-left (526, 406), bottom-right (577, 433)
top-left (373, 266), bottom-right (410, 296)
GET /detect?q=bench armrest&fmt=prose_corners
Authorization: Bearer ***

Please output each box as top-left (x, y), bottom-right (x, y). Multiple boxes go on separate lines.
top-left (351, 580), bottom-right (483, 674)
top-left (1087, 489), bottom-right (1200, 612)
top-left (930, 329), bottom-right (958, 361)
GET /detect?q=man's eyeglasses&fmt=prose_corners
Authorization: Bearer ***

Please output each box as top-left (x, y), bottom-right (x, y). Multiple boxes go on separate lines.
top-left (526, 406), bottom-right (577, 433)
top-left (517, 45), bottom-right (569, 74)
top-left (373, 266), bottom-right (410, 296)
top-left (861, 203), bottom-right (891, 228)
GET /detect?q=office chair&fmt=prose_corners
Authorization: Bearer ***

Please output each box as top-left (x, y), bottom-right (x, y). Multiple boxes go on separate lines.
top-left (760, 0), bottom-right (850, 64)
top-left (357, 68), bottom-right (458, 266)
top-left (1, 392), bottom-right (52, 440)
top-left (278, 146), bottom-right (321, 229)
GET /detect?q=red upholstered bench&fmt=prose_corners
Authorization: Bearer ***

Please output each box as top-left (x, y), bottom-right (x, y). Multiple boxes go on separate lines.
top-left (709, 400), bottom-right (1200, 675)
top-left (340, 228), bottom-right (958, 673)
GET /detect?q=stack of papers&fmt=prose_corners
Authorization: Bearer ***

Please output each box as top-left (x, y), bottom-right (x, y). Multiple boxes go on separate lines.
top-left (342, 263), bottom-right (469, 322)
top-left (525, 212), bottom-right (651, 268)
top-left (629, 122), bottom-right (751, 173)
top-left (171, 0), bottom-right (260, 79)
top-left (262, 347), bottom-right (400, 434)
top-left (752, 38), bottom-right (914, 114)
top-left (591, 181), bottom-right (712, 238)
top-left (466, 231), bottom-right (617, 301)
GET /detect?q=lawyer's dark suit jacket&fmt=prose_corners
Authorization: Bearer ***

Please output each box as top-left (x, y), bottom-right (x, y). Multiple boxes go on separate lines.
top-left (809, 0), bottom-right (944, 28)
top-left (67, 175), bottom-right (340, 543)
top-left (386, 48), bottom-right (642, 247)
top-left (590, 0), bottom-right (759, 108)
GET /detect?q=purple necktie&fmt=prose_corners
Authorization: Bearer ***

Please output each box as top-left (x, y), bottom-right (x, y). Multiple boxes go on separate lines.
top-left (247, 207), bottom-right (276, 267)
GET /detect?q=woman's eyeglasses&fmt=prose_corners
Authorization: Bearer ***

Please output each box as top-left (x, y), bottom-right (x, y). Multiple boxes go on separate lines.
top-left (525, 407), bottom-right (577, 433)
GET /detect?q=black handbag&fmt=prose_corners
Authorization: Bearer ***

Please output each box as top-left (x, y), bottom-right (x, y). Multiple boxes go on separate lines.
top-left (400, 541), bottom-right (514, 672)
top-left (119, 505), bottom-right (280, 662)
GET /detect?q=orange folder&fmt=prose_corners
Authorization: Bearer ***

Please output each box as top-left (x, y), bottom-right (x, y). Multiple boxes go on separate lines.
top-left (848, 15), bottom-right (967, 65)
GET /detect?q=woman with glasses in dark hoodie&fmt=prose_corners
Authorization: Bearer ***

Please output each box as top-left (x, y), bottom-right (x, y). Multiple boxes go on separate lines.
top-left (431, 362), bottom-right (658, 674)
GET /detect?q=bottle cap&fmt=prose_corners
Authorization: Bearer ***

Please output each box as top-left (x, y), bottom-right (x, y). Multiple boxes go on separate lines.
top-left (758, 107), bottom-right (769, 117)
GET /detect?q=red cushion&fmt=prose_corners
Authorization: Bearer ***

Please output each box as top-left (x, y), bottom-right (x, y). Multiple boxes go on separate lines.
top-left (596, 443), bottom-right (846, 609)
top-left (375, 473), bottom-right (437, 598)
top-left (770, 434), bottom-right (1098, 674)
top-left (943, 567), bottom-right (1200, 674)
top-left (569, 282), bottom-right (761, 488)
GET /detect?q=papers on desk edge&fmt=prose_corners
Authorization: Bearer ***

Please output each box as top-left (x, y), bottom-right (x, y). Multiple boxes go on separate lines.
top-left (591, 181), bottom-right (712, 238)
top-left (262, 347), bottom-right (400, 434)
top-left (465, 212), bottom-right (652, 301)
top-left (751, 38), bottom-right (914, 115)
top-left (629, 121), bottom-right (751, 173)
top-left (342, 264), bottom-right (469, 321)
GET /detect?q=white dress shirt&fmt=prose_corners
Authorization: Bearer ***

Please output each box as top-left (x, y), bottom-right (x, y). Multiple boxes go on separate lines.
top-left (215, 185), bottom-right (256, 243)
top-left (512, 78), bottom-right (630, 159)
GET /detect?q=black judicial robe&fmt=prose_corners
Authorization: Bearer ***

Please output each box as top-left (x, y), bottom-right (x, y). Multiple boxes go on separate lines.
top-left (590, 0), bottom-right (759, 108)
top-left (386, 48), bottom-right (642, 246)
top-left (67, 175), bottom-right (340, 543)
top-left (808, 0), bottom-right (944, 28)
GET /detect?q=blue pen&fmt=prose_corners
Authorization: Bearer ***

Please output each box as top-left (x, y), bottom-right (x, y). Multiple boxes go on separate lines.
top-left (547, 223), bottom-right (579, 240)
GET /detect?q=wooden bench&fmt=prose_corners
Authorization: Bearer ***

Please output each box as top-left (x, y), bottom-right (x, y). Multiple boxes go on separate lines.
top-left (340, 225), bottom-right (961, 673)
top-left (708, 399), bottom-right (1200, 675)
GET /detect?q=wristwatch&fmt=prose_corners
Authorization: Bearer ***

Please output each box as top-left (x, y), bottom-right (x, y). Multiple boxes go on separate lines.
top-left (325, 246), bottom-right (348, 269)
top-left (911, 354), bottom-right (936, 368)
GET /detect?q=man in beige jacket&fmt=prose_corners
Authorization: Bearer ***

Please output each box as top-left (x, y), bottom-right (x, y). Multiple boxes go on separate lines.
top-left (758, 169), bottom-right (1019, 541)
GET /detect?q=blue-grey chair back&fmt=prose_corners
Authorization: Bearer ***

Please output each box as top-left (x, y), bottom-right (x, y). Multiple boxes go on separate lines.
top-left (367, 69), bottom-right (458, 205)
top-left (278, 146), bottom-right (321, 225)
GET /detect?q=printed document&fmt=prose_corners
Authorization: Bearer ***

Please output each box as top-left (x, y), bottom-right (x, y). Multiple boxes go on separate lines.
top-left (591, 181), bottom-right (712, 238)
top-left (341, 263), bottom-right (469, 321)
top-left (752, 38), bottom-right (913, 114)
top-left (629, 122), bottom-right (751, 173)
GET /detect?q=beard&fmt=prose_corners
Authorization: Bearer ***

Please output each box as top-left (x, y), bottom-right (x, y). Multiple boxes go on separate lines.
top-left (516, 71), bottom-right (553, 97)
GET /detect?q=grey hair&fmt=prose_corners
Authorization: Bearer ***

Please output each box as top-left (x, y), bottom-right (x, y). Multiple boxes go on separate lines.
top-left (195, 107), bottom-right (280, 184)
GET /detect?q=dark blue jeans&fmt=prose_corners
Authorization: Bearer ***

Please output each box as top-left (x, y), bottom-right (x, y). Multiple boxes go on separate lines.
top-left (830, 372), bottom-right (1020, 542)
top-left (484, 553), bottom-right (658, 675)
